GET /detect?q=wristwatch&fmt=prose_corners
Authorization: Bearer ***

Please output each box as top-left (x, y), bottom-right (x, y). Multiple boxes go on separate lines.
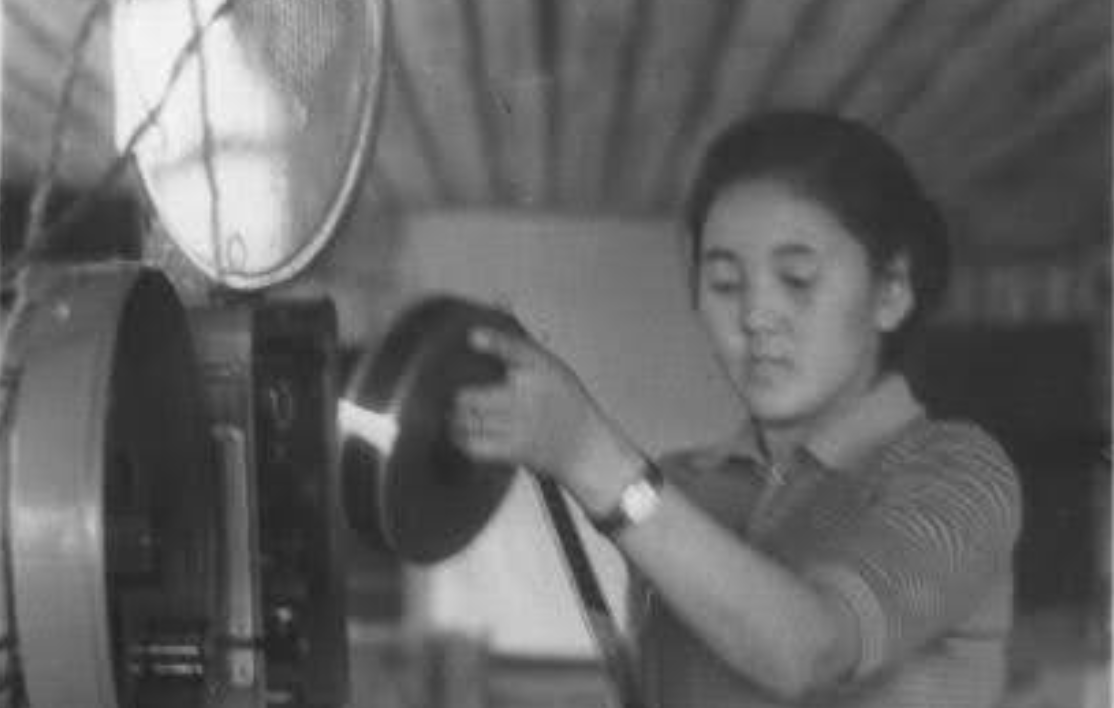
top-left (590, 462), bottom-right (665, 537)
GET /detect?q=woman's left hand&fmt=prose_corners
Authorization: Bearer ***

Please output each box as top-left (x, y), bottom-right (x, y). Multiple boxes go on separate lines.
top-left (450, 327), bottom-right (641, 510)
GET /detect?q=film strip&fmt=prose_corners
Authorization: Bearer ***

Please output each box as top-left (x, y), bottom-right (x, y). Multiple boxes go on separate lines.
top-left (535, 478), bottom-right (648, 708)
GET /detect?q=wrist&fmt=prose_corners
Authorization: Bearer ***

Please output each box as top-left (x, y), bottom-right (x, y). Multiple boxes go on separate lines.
top-left (588, 460), bottom-right (665, 537)
top-left (563, 428), bottom-right (646, 518)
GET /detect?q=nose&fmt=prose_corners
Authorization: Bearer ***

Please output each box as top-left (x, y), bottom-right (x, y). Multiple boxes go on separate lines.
top-left (737, 284), bottom-right (778, 335)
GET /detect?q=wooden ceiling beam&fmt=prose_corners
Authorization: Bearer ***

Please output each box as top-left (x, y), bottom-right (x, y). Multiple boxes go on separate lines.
top-left (929, 21), bottom-right (1108, 165)
top-left (385, 53), bottom-right (456, 204)
top-left (898, 0), bottom-right (1083, 146)
top-left (3, 106), bottom-right (50, 181)
top-left (4, 0), bottom-right (113, 101)
top-left (873, 0), bottom-right (1015, 131)
top-left (370, 84), bottom-right (439, 212)
top-left (3, 0), bottom-right (116, 163)
top-left (599, 0), bottom-right (654, 204)
top-left (819, 0), bottom-right (927, 112)
top-left (3, 68), bottom-right (111, 151)
top-left (1012, 14), bottom-right (1108, 101)
top-left (534, 0), bottom-right (562, 207)
top-left (958, 78), bottom-right (1109, 190)
top-left (648, 0), bottom-right (747, 209)
top-left (3, 99), bottom-right (114, 186)
top-left (3, 0), bottom-right (105, 54)
top-left (746, 0), bottom-right (835, 112)
top-left (457, 0), bottom-right (507, 203)
top-left (393, 0), bottom-right (501, 206)
top-left (364, 165), bottom-right (404, 215)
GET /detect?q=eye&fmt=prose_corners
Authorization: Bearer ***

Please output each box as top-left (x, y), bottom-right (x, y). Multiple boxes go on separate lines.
top-left (780, 271), bottom-right (815, 292)
top-left (778, 258), bottom-right (820, 293)
top-left (702, 261), bottom-right (744, 295)
top-left (707, 276), bottom-right (742, 295)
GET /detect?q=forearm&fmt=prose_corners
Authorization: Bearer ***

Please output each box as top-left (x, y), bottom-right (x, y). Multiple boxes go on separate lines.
top-left (565, 437), bottom-right (855, 699)
top-left (615, 485), bottom-right (855, 698)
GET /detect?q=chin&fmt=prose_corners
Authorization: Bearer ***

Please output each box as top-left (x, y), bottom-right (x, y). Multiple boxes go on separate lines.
top-left (748, 403), bottom-right (806, 428)
top-left (740, 386), bottom-right (817, 428)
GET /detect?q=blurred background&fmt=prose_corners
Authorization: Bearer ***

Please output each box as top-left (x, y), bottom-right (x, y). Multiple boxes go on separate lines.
top-left (1, 0), bottom-right (1110, 706)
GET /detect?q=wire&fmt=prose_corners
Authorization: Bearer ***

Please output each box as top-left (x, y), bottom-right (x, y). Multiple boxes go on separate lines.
top-left (23, 0), bottom-right (112, 259)
top-left (187, 0), bottom-right (226, 282)
top-left (2, 0), bottom-right (243, 290)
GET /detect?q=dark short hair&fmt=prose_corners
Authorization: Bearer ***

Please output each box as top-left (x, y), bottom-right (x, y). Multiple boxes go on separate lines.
top-left (684, 110), bottom-right (950, 369)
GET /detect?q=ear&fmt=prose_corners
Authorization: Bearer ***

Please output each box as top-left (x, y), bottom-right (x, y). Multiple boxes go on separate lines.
top-left (874, 255), bottom-right (914, 333)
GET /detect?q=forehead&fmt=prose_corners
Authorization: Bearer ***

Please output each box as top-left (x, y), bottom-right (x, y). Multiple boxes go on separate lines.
top-left (701, 179), bottom-right (862, 259)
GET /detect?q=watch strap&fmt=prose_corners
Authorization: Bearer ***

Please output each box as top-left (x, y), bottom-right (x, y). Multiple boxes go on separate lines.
top-left (590, 460), bottom-right (665, 537)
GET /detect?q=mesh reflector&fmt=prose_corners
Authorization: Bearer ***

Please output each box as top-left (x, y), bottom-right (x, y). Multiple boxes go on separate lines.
top-left (235, 0), bottom-right (347, 104)
top-left (115, 0), bottom-right (385, 290)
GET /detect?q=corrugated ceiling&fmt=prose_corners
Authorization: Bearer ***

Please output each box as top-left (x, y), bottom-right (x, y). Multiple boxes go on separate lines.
top-left (2, 0), bottom-right (1110, 260)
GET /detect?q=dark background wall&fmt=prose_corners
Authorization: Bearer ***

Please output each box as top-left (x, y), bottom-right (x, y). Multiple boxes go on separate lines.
top-left (913, 322), bottom-right (1108, 614)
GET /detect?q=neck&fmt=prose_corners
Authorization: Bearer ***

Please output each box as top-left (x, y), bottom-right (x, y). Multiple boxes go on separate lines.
top-left (756, 365), bottom-right (888, 468)
top-left (755, 421), bottom-right (807, 468)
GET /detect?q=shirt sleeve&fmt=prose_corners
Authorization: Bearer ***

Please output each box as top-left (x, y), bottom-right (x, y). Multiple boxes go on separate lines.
top-left (799, 422), bottom-right (1022, 679)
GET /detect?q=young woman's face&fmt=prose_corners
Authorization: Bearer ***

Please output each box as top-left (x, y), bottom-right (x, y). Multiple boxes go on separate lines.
top-left (697, 180), bottom-right (909, 431)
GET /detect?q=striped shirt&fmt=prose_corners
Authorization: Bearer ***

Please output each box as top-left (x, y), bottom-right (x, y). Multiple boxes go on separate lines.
top-left (632, 376), bottom-right (1022, 708)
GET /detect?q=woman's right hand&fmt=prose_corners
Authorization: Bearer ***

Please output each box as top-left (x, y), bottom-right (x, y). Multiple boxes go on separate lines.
top-left (450, 327), bottom-right (642, 514)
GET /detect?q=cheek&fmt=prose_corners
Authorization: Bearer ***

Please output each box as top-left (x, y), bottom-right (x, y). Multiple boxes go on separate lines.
top-left (799, 283), bottom-right (880, 361)
top-left (698, 298), bottom-right (745, 358)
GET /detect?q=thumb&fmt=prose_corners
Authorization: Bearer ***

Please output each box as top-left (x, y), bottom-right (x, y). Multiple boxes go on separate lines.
top-left (469, 327), bottom-right (535, 368)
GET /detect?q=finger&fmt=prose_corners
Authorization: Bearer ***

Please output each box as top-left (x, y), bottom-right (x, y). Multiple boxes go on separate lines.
top-left (450, 420), bottom-right (514, 462)
top-left (451, 396), bottom-right (512, 435)
top-left (456, 387), bottom-right (515, 415)
top-left (458, 437), bottom-right (512, 463)
top-left (469, 327), bottom-right (536, 368)
top-left (449, 409), bottom-right (485, 444)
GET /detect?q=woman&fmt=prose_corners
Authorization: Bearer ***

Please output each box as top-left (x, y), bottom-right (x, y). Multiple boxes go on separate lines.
top-left (452, 111), bottom-right (1021, 707)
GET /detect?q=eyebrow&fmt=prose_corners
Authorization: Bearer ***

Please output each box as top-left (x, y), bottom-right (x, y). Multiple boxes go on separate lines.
top-left (701, 243), bottom-right (820, 264)
top-left (773, 243), bottom-right (820, 261)
top-left (700, 247), bottom-right (738, 264)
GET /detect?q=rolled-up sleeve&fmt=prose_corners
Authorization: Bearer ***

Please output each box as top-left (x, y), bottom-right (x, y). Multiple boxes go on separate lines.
top-left (800, 423), bottom-right (1022, 679)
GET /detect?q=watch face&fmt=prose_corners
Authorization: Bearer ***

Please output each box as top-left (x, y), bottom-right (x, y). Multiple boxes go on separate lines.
top-left (623, 480), bottom-right (661, 522)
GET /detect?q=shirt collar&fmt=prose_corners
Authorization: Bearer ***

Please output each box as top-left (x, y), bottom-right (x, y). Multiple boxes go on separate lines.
top-left (804, 374), bottom-right (925, 472)
top-left (709, 374), bottom-right (925, 474)
top-left (708, 422), bottom-right (762, 467)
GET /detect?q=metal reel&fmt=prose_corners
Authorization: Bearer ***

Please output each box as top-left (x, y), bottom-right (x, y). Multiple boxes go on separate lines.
top-left (343, 296), bottom-right (523, 564)
top-left (3, 264), bottom-right (221, 708)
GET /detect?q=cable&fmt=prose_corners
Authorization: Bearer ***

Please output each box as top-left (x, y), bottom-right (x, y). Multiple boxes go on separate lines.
top-left (2, 0), bottom-right (242, 289)
top-left (187, 0), bottom-right (226, 282)
top-left (23, 0), bottom-right (112, 259)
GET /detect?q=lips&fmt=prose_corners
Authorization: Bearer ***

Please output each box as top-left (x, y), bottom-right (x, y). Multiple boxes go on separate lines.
top-left (745, 355), bottom-right (792, 382)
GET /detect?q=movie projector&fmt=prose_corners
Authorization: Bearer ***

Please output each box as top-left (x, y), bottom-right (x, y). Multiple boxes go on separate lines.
top-left (0, 0), bottom-right (384, 706)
